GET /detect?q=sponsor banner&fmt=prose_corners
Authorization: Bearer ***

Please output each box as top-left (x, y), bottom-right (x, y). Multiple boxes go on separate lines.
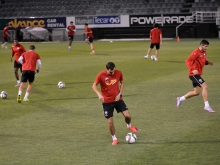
top-left (4, 17), bottom-right (66, 29)
top-left (75, 16), bottom-right (93, 25)
top-left (94, 16), bottom-right (121, 24)
top-left (130, 14), bottom-right (194, 27)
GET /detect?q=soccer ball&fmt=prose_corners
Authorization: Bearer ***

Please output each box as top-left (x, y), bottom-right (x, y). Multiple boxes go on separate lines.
top-left (58, 81), bottom-right (65, 88)
top-left (0, 91), bottom-right (8, 99)
top-left (151, 55), bottom-right (155, 60)
top-left (125, 132), bottom-right (137, 144)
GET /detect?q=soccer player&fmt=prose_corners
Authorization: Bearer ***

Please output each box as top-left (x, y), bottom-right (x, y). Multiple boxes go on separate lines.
top-left (10, 39), bottom-right (26, 87)
top-left (176, 39), bottom-right (215, 113)
top-left (83, 23), bottom-right (95, 54)
top-left (66, 21), bottom-right (76, 51)
top-left (2, 24), bottom-right (10, 49)
top-left (17, 45), bottom-right (41, 103)
top-left (92, 62), bottom-right (139, 146)
top-left (144, 23), bottom-right (162, 61)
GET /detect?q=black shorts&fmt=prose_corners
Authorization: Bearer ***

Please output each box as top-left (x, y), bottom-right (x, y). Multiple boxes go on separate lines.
top-left (68, 35), bottom-right (74, 41)
top-left (102, 100), bottom-right (128, 119)
top-left (150, 43), bottom-right (160, 50)
top-left (14, 61), bottom-right (22, 69)
top-left (4, 37), bottom-right (8, 42)
top-left (21, 70), bottom-right (36, 83)
top-left (87, 37), bottom-right (93, 43)
top-left (189, 75), bottom-right (205, 88)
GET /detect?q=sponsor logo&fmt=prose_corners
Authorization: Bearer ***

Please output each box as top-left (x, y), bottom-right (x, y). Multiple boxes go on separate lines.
top-left (94, 16), bottom-right (120, 24)
top-left (130, 15), bottom-right (193, 26)
top-left (75, 16), bottom-right (93, 25)
top-left (199, 79), bottom-right (203, 83)
top-left (105, 79), bottom-right (117, 86)
top-left (47, 19), bottom-right (65, 28)
top-left (8, 19), bottom-right (45, 29)
top-left (104, 111), bottom-right (108, 116)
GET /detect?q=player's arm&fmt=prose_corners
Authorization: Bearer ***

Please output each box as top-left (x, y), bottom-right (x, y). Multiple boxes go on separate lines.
top-left (115, 80), bottom-right (124, 101)
top-left (92, 82), bottom-right (104, 102)
top-left (160, 33), bottom-right (162, 45)
top-left (36, 59), bottom-right (41, 73)
top-left (205, 60), bottom-right (213, 66)
top-left (10, 49), bottom-right (14, 62)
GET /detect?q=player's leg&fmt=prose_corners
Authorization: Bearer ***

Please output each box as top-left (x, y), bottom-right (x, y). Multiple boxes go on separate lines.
top-left (201, 82), bottom-right (215, 112)
top-left (154, 44), bottom-right (160, 61)
top-left (116, 100), bottom-right (139, 133)
top-left (89, 38), bottom-right (95, 54)
top-left (23, 71), bottom-right (35, 101)
top-left (85, 38), bottom-right (90, 44)
top-left (68, 36), bottom-right (73, 51)
top-left (17, 71), bottom-right (28, 103)
top-left (14, 64), bottom-right (20, 87)
top-left (144, 44), bottom-right (153, 59)
top-left (103, 103), bottom-right (118, 145)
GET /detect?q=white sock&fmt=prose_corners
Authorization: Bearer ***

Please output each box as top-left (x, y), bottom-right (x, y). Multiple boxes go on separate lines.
top-left (204, 101), bottom-right (210, 107)
top-left (24, 92), bottom-right (29, 99)
top-left (180, 96), bottom-right (186, 101)
top-left (127, 123), bottom-right (131, 128)
top-left (92, 50), bottom-right (95, 52)
top-left (17, 80), bottom-right (20, 84)
top-left (68, 46), bottom-right (71, 48)
top-left (112, 135), bottom-right (117, 140)
top-left (18, 90), bottom-right (22, 96)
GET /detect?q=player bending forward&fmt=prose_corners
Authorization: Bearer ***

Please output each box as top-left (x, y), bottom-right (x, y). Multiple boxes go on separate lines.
top-left (92, 62), bottom-right (139, 146)
top-left (17, 45), bottom-right (41, 103)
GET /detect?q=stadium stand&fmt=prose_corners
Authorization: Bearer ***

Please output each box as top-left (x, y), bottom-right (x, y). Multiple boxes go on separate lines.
top-left (0, 0), bottom-right (219, 18)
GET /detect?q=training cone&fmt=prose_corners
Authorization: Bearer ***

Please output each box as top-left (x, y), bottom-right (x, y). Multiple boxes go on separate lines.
top-left (177, 36), bottom-right (180, 42)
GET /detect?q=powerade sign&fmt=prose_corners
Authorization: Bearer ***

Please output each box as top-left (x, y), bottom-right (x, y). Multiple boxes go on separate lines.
top-left (130, 14), bottom-right (193, 26)
top-left (94, 16), bottom-right (121, 24)
top-left (4, 17), bottom-right (66, 29)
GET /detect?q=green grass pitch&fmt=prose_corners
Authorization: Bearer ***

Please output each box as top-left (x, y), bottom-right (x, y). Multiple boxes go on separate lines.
top-left (0, 39), bottom-right (220, 165)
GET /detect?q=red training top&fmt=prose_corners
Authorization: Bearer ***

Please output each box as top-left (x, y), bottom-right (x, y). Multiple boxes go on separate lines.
top-left (185, 48), bottom-right (209, 76)
top-left (11, 44), bottom-right (26, 62)
top-left (21, 51), bottom-right (41, 71)
top-left (85, 27), bottom-right (94, 38)
top-left (94, 69), bottom-right (123, 103)
top-left (3, 27), bottom-right (9, 38)
top-left (67, 25), bottom-right (76, 36)
top-left (150, 28), bottom-right (162, 44)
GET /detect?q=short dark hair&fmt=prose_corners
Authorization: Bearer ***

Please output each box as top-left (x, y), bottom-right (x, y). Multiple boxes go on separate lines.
top-left (153, 23), bottom-right (159, 28)
top-left (29, 45), bottom-right (35, 50)
top-left (84, 23), bottom-right (88, 26)
top-left (106, 62), bottom-right (115, 70)
top-left (200, 39), bottom-right (209, 46)
top-left (70, 21), bottom-right (73, 23)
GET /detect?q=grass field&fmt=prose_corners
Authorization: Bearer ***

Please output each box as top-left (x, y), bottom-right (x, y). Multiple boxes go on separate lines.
top-left (0, 39), bottom-right (220, 165)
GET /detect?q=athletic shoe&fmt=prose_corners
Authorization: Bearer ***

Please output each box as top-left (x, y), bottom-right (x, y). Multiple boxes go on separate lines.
top-left (90, 51), bottom-right (95, 55)
top-left (23, 98), bottom-right (29, 102)
top-left (1, 44), bottom-right (4, 48)
top-left (112, 139), bottom-right (118, 146)
top-left (15, 83), bottom-right (20, 87)
top-left (176, 97), bottom-right (182, 109)
top-left (5, 46), bottom-right (8, 49)
top-left (68, 47), bottom-right (71, 51)
top-left (144, 55), bottom-right (148, 59)
top-left (151, 55), bottom-right (155, 60)
top-left (129, 126), bottom-right (139, 133)
top-left (154, 57), bottom-right (158, 61)
top-left (204, 106), bottom-right (215, 113)
top-left (17, 95), bottom-right (21, 103)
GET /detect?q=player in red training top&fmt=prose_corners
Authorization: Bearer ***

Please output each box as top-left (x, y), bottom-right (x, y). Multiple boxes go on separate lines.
top-left (83, 23), bottom-right (95, 54)
top-left (92, 62), bottom-right (138, 146)
top-left (144, 23), bottom-right (162, 61)
top-left (66, 21), bottom-right (76, 51)
top-left (10, 39), bottom-right (26, 87)
top-left (17, 45), bottom-right (41, 103)
top-left (2, 24), bottom-right (10, 49)
top-left (176, 40), bottom-right (215, 113)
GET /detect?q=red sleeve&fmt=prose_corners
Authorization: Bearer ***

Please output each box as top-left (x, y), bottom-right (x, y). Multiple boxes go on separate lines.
top-left (94, 73), bottom-right (101, 85)
top-left (11, 47), bottom-right (14, 57)
top-left (185, 50), bottom-right (199, 70)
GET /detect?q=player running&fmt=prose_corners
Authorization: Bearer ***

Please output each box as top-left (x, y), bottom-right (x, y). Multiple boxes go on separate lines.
top-left (10, 39), bottom-right (26, 87)
top-left (92, 62), bottom-right (138, 146)
top-left (2, 24), bottom-right (10, 49)
top-left (66, 21), bottom-right (76, 51)
top-left (83, 23), bottom-right (95, 54)
top-left (17, 45), bottom-right (41, 102)
top-left (176, 39), bottom-right (215, 113)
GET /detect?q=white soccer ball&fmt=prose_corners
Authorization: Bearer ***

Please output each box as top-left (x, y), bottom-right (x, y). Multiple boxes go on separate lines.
top-left (110, 40), bottom-right (113, 43)
top-left (151, 55), bottom-right (155, 60)
top-left (58, 81), bottom-right (65, 88)
top-left (0, 91), bottom-right (8, 99)
top-left (125, 132), bottom-right (137, 144)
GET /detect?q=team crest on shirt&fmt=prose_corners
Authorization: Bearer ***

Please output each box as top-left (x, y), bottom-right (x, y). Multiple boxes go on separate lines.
top-left (105, 78), bottom-right (117, 86)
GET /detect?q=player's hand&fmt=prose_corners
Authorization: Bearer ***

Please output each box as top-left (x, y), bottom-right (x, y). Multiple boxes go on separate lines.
top-left (10, 57), bottom-right (12, 62)
top-left (98, 94), bottom-right (104, 102)
top-left (192, 70), bottom-right (198, 75)
top-left (114, 93), bottom-right (121, 102)
top-left (208, 62), bottom-right (213, 66)
top-left (36, 69), bottom-right (39, 73)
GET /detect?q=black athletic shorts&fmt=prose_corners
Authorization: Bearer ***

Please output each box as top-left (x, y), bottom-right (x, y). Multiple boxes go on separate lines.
top-left (14, 61), bottom-right (22, 69)
top-left (87, 37), bottom-right (93, 43)
top-left (150, 43), bottom-right (160, 50)
top-left (4, 37), bottom-right (8, 42)
top-left (102, 100), bottom-right (128, 119)
top-left (21, 70), bottom-right (36, 83)
top-left (189, 75), bottom-right (205, 88)
top-left (68, 35), bottom-right (74, 41)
